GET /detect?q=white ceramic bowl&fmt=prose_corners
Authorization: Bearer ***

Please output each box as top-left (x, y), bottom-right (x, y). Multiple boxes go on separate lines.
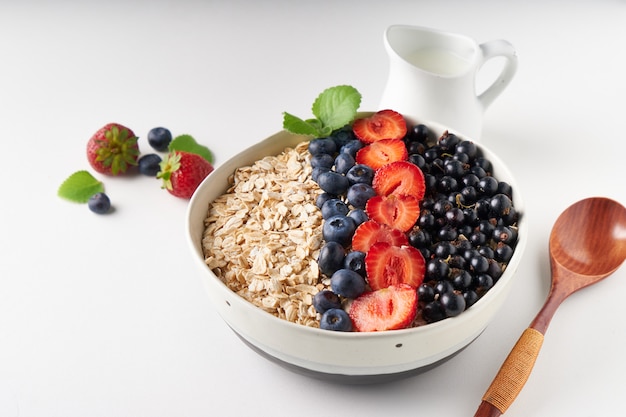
top-left (186, 116), bottom-right (527, 383)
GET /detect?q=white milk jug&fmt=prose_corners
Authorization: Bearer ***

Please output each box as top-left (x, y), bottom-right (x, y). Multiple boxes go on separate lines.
top-left (379, 25), bottom-right (518, 139)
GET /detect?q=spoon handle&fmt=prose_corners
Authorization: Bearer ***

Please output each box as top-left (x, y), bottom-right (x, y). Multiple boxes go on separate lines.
top-left (473, 328), bottom-right (544, 416)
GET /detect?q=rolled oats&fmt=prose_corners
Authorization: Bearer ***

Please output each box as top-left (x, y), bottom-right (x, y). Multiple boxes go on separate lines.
top-left (202, 142), bottom-right (324, 326)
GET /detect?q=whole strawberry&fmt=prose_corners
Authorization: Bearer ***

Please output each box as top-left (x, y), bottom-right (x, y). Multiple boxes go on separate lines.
top-left (157, 151), bottom-right (214, 199)
top-left (86, 123), bottom-right (140, 175)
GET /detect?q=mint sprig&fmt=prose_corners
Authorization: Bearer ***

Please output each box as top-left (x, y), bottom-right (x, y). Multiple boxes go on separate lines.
top-left (283, 85), bottom-right (361, 137)
top-left (168, 134), bottom-right (214, 163)
top-left (58, 170), bottom-right (104, 203)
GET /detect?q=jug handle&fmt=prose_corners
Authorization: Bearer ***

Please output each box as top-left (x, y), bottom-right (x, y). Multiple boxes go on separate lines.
top-left (477, 40), bottom-right (518, 110)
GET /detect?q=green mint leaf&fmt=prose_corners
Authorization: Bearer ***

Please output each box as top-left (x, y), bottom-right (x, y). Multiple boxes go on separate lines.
top-left (168, 134), bottom-right (214, 163)
top-left (304, 118), bottom-right (334, 137)
top-left (282, 85), bottom-right (361, 137)
top-left (282, 112), bottom-right (324, 136)
top-left (312, 85), bottom-right (361, 132)
top-left (57, 170), bottom-right (104, 203)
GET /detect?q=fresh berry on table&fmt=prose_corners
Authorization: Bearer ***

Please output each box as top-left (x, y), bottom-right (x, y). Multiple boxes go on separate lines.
top-left (60, 125), bottom-right (215, 213)
top-left (138, 153), bottom-right (163, 176)
top-left (86, 123), bottom-right (140, 175)
top-left (147, 126), bottom-right (173, 152)
top-left (87, 192), bottom-right (111, 214)
top-left (157, 151), bottom-right (214, 199)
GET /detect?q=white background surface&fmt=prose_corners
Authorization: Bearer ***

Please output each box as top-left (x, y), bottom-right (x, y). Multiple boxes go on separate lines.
top-left (1, 1), bottom-right (625, 416)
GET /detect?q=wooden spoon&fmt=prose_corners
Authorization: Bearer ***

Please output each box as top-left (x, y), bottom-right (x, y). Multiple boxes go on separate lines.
top-left (473, 197), bottom-right (626, 417)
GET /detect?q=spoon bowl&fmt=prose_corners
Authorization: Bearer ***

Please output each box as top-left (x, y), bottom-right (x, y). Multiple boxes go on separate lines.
top-left (474, 197), bottom-right (626, 417)
top-left (550, 197), bottom-right (626, 282)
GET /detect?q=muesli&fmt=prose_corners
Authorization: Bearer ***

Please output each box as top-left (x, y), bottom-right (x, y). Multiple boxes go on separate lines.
top-left (202, 142), bottom-right (326, 327)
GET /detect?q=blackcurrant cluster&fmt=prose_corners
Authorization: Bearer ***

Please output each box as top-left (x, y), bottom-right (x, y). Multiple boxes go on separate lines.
top-left (406, 124), bottom-right (519, 323)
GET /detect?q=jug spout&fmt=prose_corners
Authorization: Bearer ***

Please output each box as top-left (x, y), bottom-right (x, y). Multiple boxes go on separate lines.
top-left (379, 25), bottom-right (517, 139)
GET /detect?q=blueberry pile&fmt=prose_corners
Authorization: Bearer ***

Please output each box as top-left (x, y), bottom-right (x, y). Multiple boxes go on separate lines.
top-left (309, 123), bottom-right (519, 328)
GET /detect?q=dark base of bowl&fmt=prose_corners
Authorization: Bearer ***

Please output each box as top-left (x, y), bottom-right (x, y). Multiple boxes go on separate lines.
top-left (233, 329), bottom-right (478, 384)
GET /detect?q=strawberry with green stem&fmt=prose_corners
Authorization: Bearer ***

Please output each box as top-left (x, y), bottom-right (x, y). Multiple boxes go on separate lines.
top-left (157, 151), bottom-right (214, 199)
top-left (86, 123), bottom-right (140, 175)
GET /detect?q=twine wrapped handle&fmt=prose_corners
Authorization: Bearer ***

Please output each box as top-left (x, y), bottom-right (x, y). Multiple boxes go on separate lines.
top-left (474, 328), bottom-right (545, 416)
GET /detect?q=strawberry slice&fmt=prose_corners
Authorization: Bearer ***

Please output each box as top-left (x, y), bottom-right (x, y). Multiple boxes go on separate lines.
top-left (355, 139), bottom-right (408, 171)
top-left (348, 284), bottom-right (418, 332)
top-left (352, 110), bottom-right (408, 143)
top-left (372, 160), bottom-right (426, 200)
top-left (365, 194), bottom-right (420, 232)
top-left (351, 220), bottom-right (408, 252)
top-left (365, 242), bottom-right (425, 291)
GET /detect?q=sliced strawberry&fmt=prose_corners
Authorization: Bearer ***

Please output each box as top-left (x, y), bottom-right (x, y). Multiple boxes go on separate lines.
top-left (355, 139), bottom-right (408, 171)
top-left (365, 194), bottom-right (420, 232)
top-left (352, 110), bottom-right (407, 143)
top-left (365, 242), bottom-right (425, 291)
top-left (348, 284), bottom-right (418, 332)
top-left (351, 220), bottom-right (408, 253)
top-left (372, 160), bottom-right (426, 200)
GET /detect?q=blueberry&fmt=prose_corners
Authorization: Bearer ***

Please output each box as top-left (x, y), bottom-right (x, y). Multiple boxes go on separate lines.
top-left (308, 138), bottom-right (337, 155)
top-left (334, 153), bottom-right (355, 175)
top-left (322, 215), bottom-right (356, 247)
top-left (331, 129), bottom-right (355, 149)
top-left (316, 171), bottom-right (349, 195)
top-left (321, 198), bottom-right (349, 219)
top-left (340, 139), bottom-right (364, 158)
top-left (317, 241), bottom-right (346, 276)
top-left (316, 192), bottom-right (336, 209)
top-left (311, 153), bottom-right (335, 169)
top-left (312, 290), bottom-right (341, 314)
top-left (345, 164), bottom-right (374, 185)
top-left (347, 208), bottom-right (368, 226)
top-left (346, 183), bottom-right (376, 209)
top-left (344, 251), bottom-right (366, 277)
top-left (147, 127), bottom-right (172, 152)
top-left (330, 269), bottom-right (366, 299)
top-left (311, 166), bottom-right (331, 182)
top-left (88, 192), bottom-right (111, 214)
top-left (137, 153), bottom-right (162, 176)
top-left (319, 308), bottom-right (353, 332)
